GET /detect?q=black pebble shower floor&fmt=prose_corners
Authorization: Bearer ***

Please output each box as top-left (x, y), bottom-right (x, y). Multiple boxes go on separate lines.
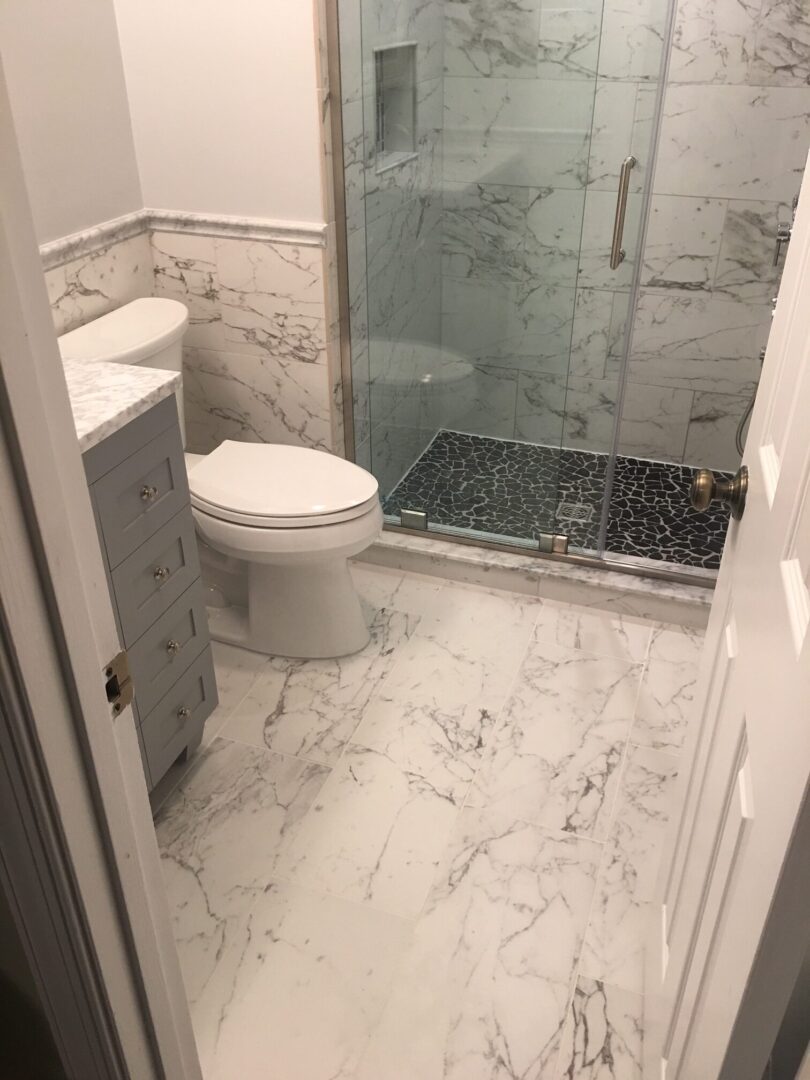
top-left (382, 430), bottom-right (731, 571)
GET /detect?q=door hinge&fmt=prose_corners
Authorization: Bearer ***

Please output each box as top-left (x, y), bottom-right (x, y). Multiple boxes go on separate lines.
top-left (104, 650), bottom-right (134, 716)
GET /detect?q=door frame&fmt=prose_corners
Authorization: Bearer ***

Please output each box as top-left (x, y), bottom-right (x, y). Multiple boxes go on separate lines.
top-left (0, 58), bottom-right (200, 1079)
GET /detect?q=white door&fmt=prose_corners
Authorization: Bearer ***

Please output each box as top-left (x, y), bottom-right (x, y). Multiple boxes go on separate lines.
top-left (643, 153), bottom-right (810, 1079)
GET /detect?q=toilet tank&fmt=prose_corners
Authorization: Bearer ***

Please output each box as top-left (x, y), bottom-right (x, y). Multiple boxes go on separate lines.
top-left (57, 298), bottom-right (189, 442)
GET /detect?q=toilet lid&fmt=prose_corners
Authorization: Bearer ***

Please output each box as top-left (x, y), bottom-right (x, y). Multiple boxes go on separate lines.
top-left (188, 441), bottom-right (379, 526)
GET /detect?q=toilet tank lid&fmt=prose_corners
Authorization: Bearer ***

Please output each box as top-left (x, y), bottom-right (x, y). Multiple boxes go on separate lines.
top-left (57, 298), bottom-right (189, 365)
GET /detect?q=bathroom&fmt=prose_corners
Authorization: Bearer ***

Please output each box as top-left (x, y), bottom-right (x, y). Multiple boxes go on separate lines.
top-left (0, 1), bottom-right (808, 1079)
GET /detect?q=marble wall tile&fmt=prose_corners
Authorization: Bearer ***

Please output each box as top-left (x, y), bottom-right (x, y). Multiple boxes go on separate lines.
top-left (668, 0), bottom-right (756, 85)
top-left (628, 292), bottom-right (770, 394)
top-left (683, 390), bottom-right (751, 471)
top-left (444, 0), bottom-right (542, 78)
top-left (215, 238), bottom-right (327, 366)
top-left (442, 182), bottom-right (529, 282)
top-left (525, 187), bottom-right (588, 288)
top-left (597, 0), bottom-right (669, 82)
top-left (713, 199), bottom-right (787, 302)
top-left (369, 422), bottom-right (436, 497)
top-left (577, 188), bottom-right (642, 289)
top-left (537, 0), bottom-right (603, 79)
top-left (443, 76), bottom-right (593, 187)
top-left (46, 232), bottom-right (154, 336)
top-left (617, 382), bottom-right (693, 460)
top-left (442, 277), bottom-right (577, 374)
top-left (586, 80), bottom-right (640, 191)
top-left (569, 288), bottom-right (616, 378)
top-left (579, 743), bottom-right (680, 993)
top-left (428, 362), bottom-right (519, 438)
top-left (749, 0), bottom-right (810, 87)
top-left (561, 374), bottom-right (621, 453)
top-left (151, 231), bottom-right (225, 350)
top-left (194, 880), bottom-right (412, 1080)
top-left (654, 84), bottom-right (810, 202)
top-left (514, 370), bottom-right (568, 445)
top-left (356, 807), bottom-right (601, 1079)
top-left (641, 195), bottom-right (727, 293)
top-left (184, 347), bottom-right (332, 454)
top-left (557, 977), bottom-right (644, 1079)
top-left (155, 738), bottom-right (330, 1006)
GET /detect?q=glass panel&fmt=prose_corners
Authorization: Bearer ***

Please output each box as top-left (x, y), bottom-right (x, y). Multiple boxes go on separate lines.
top-left (340, 0), bottom-right (672, 557)
top-left (606, 0), bottom-right (809, 573)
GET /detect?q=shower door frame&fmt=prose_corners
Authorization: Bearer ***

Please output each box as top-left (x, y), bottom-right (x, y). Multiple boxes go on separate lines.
top-left (324, 0), bottom-right (713, 590)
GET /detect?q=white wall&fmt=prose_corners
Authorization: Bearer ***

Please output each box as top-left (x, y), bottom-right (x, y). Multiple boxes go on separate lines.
top-left (113, 0), bottom-right (325, 226)
top-left (0, 0), bottom-right (142, 243)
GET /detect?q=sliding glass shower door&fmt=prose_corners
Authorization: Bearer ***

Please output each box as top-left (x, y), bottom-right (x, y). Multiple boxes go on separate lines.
top-left (340, 0), bottom-right (671, 555)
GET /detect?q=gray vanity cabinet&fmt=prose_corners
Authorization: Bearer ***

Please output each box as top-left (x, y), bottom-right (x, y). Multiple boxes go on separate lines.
top-left (83, 396), bottom-right (217, 791)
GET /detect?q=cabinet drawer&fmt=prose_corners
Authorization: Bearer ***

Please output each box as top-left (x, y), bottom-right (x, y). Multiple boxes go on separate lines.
top-left (112, 511), bottom-right (200, 646)
top-left (129, 581), bottom-right (210, 718)
top-left (93, 424), bottom-right (189, 568)
top-left (140, 648), bottom-right (217, 784)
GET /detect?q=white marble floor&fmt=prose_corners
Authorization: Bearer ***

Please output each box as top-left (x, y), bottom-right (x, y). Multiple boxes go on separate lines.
top-left (155, 563), bottom-right (704, 1080)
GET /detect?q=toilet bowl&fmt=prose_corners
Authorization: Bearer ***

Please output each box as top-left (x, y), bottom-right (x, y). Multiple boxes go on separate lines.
top-left (58, 298), bottom-right (382, 659)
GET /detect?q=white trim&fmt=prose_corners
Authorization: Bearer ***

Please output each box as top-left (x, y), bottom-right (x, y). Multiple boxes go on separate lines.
top-left (40, 208), bottom-right (328, 269)
top-left (0, 57), bottom-right (200, 1079)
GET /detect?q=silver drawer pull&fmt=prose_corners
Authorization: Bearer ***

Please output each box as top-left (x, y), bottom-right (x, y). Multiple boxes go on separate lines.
top-left (177, 706), bottom-right (190, 720)
top-left (153, 565), bottom-right (171, 582)
top-left (140, 484), bottom-right (159, 502)
top-left (166, 639), bottom-right (181, 656)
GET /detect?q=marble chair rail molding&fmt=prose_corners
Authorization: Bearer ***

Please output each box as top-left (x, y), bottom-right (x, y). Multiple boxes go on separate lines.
top-left (39, 207), bottom-right (329, 272)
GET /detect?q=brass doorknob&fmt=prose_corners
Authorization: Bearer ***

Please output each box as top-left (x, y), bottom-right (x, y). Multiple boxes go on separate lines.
top-left (690, 465), bottom-right (748, 520)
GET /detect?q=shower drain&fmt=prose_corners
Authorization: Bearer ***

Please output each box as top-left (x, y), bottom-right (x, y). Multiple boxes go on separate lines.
top-left (557, 502), bottom-right (595, 524)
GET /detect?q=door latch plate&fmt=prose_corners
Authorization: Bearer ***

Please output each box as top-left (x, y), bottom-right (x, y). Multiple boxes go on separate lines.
top-left (104, 651), bottom-right (134, 715)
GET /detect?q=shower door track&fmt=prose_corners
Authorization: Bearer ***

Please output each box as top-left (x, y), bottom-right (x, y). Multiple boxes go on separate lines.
top-left (383, 523), bottom-right (716, 590)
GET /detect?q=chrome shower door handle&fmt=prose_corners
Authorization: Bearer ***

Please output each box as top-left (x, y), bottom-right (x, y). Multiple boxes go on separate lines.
top-left (610, 156), bottom-right (637, 270)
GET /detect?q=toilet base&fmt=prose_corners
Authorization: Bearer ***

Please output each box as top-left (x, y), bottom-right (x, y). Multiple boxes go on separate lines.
top-left (205, 558), bottom-right (370, 659)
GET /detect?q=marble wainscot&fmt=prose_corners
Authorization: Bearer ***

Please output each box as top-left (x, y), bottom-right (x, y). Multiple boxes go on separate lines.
top-left (41, 210), bottom-right (343, 459)
top-left (62, 358), bottom-right (180, 451)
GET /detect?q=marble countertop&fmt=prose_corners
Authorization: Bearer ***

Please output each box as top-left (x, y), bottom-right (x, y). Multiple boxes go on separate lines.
top-left (63, 359), bottom-right (181, 452)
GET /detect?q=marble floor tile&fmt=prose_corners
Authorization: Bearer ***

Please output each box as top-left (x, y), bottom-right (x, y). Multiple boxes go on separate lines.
top-left (579, 743), bottom-right (679, 993)
top-left (202, 641), bottom-right (268, 745)
top-left (532, 600), bottom-right (653, 662)
top-left (350, 591), bottom-right (533, 787)
top-left (219, 607), bottom-right (418, 765)
top-left (557, 977), bottom-right (644, 1080)
top-left (193, 880), bottom-right (413, 1080)
top-left (468, 639), bottom-right (642, 838)
top-left (356, 807), bottom-right (601, 1080)
top-left (273, 744), bottom-right (467, 919)
top-left (632, 625), bottom-right (704, 751)
top-left (155, 738), bottom-right (330, 1006)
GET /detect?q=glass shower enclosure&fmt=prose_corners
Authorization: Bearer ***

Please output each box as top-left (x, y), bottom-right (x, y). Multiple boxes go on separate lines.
top-left (336, 0), bottom-right (728, 575)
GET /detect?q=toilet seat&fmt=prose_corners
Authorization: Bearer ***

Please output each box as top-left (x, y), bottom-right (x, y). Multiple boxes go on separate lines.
top-left (188, 440), bottom-right (380, 529)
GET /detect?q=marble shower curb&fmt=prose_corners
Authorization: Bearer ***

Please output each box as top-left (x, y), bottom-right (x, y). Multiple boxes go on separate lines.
top-left (357, 530), bottom-right (713, 630)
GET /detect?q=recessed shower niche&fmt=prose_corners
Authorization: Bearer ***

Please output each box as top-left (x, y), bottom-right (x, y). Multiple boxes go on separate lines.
top-left (373, 42), bottom-right (417, 171)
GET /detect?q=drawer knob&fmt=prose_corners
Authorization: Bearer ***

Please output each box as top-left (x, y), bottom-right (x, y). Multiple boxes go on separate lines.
top-left (140, 484), bottom-right (158, 502)
top-left (153, 565), bottom-right (171, 582)
top-left (166, 639), bottom-right (181, 656)
top-left (177, 706), bottom-right (190, 720)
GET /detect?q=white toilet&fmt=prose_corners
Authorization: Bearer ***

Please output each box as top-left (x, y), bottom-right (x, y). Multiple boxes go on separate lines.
top-left (58, 297), bottom-right (383, 659)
